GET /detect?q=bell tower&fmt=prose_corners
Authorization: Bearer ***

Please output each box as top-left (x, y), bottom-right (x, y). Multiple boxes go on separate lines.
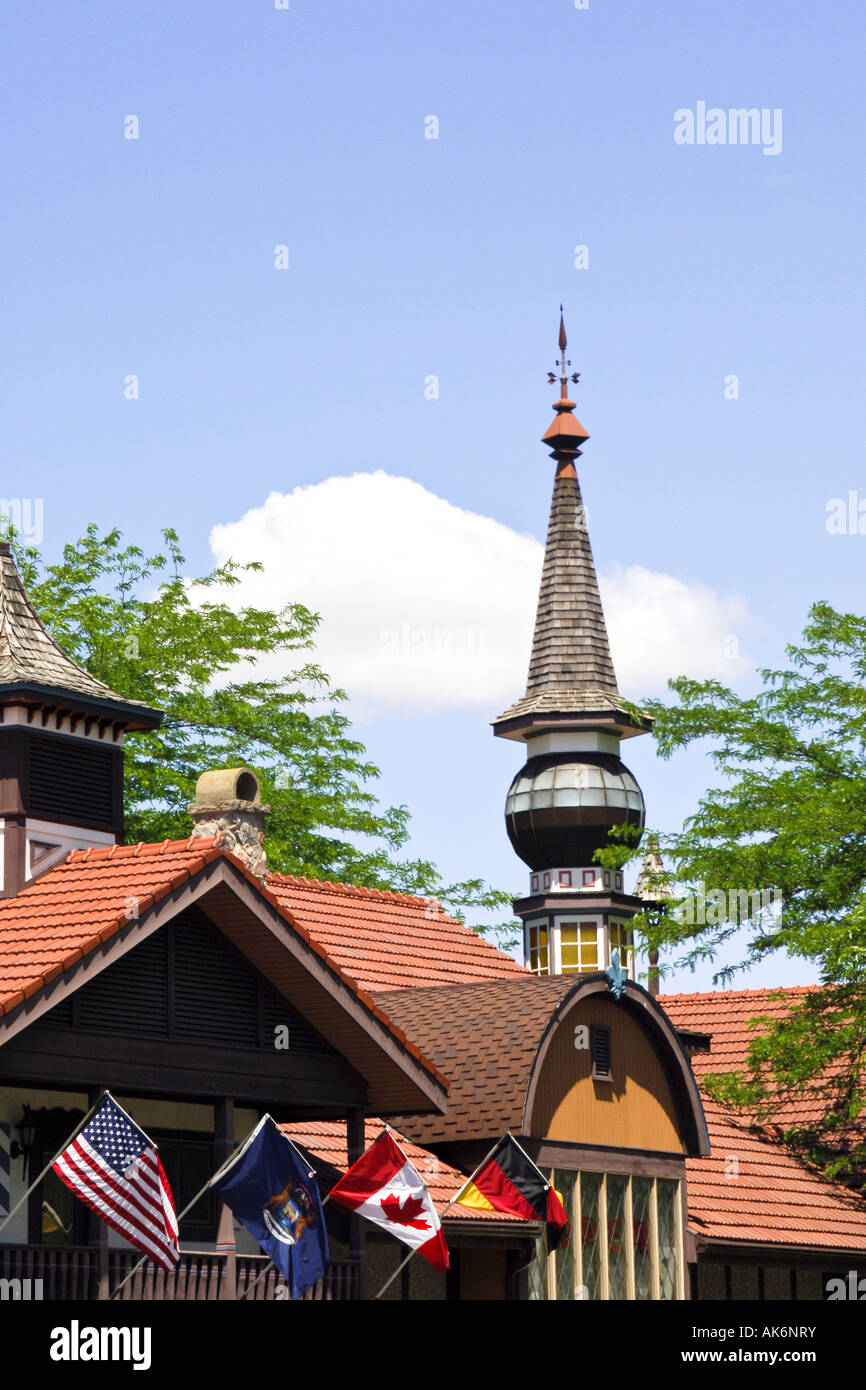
top-left (493, 313), bottom-right (651, 979)
top-left (0, 542), bottom-right (162, 896)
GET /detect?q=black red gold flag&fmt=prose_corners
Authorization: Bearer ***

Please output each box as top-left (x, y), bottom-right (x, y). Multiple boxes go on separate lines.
top-left (454, 1132), bottom-right (569, 1249)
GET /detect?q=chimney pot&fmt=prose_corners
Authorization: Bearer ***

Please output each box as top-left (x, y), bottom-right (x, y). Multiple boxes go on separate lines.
top-left (188, 767), bottom-right (270, 877)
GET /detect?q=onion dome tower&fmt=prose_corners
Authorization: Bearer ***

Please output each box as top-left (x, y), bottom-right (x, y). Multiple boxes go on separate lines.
top-left (493, 312), bottom-right (651, 979)
top-left (0, 542), bottom-right (162, 896)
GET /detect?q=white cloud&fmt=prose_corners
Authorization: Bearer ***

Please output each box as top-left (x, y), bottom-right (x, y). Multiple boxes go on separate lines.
top-left (208, 472), bottom-right (754, 716)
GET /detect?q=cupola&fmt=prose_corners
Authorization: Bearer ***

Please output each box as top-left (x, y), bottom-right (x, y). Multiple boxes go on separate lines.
top-left (0, 542), bottom-right (162, 895)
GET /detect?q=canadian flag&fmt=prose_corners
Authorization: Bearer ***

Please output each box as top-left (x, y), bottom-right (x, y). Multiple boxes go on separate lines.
top-left (328, 1131), bottom-right (449, 1272)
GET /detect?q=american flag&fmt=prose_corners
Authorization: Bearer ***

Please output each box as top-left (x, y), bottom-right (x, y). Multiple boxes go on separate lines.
top-left (52, 1094), bottom-right (179, 1270)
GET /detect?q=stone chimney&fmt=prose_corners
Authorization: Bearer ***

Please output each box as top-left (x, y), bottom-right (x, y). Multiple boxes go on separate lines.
top-left (188, 768), bottom-right (270, 877)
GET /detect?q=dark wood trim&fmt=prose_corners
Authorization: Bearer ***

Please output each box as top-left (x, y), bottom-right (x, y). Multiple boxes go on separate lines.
top-left (701, 1239), bottom-right (866, 1264)
top-left (214, 1098), bottom-right (236, 1300)
top-left (0, 1025), bottom-right (368, 1109)
top-left (528, 1138), bottom-right (687, 1177)
top-left (0, 856), bottom-right (448, 1116)
top-left (2, 814), bottom-right (26, 898)
top-left (346, 1107), bottom-right (368, 1300)
top-left (513, 891), bottom-right (643, 915)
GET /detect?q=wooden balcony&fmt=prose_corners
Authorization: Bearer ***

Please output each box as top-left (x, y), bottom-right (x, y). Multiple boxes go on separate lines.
top-left (0, 1244), bottom-right (361, 1300)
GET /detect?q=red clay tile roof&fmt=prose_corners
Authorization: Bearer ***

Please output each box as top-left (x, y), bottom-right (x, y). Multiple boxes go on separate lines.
top-left (279, 1118), bottom-right (531, 1226)
top-left (371, 977), bottom-right (577, 1145)
top-left (662, 987), bottom-right (866, 1250)
top-left (661, 985), bottom-right (861, 1137)
top-left (0, 837), bottom-right (448, 1091)
top-left (684, 1100), bottom-right (866, 1251)
top-left (265, 873), bottom-right (525, 991)
top-left (0, 836), bottom-right (226, 1015)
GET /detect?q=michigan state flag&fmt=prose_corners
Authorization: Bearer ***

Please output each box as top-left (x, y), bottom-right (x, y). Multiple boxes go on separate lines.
top-left (212, 1115), bottom-right (329, 1298)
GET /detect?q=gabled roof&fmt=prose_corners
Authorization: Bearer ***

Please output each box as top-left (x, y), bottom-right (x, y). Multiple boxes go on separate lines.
top-left (279, 1118), bottom-right (533, 1229)
top-left (0, 542), bottom-right (161, 728)
top-left (265, 873), bottom-right (525, 991)
top-left (0, 837), bottom-right (449, 1108)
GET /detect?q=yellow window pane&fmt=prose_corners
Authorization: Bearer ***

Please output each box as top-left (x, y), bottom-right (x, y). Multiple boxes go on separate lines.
top-left (579, 925), bottom-right (597, 943)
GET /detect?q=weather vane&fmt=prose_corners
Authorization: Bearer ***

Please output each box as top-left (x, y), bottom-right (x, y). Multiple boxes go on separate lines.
top-left (547, 305), bottom-right (581, 394)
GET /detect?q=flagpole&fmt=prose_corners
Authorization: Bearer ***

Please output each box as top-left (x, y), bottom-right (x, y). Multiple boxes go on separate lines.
top-left (109, 1118), bottom-right (267, 1301)
top-left (235, 1132), bottom-right (323, 1302)
top-left (0, 1089), bottom-right (109, 1237)
top-left (372, 1136), bottom-right (503, 1300)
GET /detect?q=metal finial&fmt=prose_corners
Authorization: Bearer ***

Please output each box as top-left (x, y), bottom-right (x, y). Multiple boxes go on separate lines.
top-left (550, 309), bottom-right (579, 398)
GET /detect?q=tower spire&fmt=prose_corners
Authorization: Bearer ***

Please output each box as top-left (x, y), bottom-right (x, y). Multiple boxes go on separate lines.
top-left (493, 312), bottom-right (650, 983)
top-left (494, 310), bottom-right (630, 736)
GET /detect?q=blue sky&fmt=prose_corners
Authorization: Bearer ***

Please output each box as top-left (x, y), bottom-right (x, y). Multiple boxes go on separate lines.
top-left (2, 0), bottom-right (864, 990)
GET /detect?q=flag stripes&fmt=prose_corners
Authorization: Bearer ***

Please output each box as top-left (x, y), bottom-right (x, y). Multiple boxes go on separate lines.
top-left (51, 1094), bottom-right (178, 1271)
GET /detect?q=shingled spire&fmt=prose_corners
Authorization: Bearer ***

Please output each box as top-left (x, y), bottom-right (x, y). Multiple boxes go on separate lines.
top-left (493, 312), bottom-right (641, 738)
top-left (0, 543), bottom-right (158, 721)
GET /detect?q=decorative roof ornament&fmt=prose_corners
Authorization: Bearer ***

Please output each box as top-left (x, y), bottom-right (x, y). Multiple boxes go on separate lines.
top-left (540, 307), bottom-right (590, 470)
top-left (605, 948), bottom-right (628, 999)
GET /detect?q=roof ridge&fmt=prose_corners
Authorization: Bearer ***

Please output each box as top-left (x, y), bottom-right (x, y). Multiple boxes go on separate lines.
top-left (660, 984), bottom-right (818, 1003)
top-left (64, 834), bottom-right (224, 865)
top-left (266, 871), bottom-right (440, 910)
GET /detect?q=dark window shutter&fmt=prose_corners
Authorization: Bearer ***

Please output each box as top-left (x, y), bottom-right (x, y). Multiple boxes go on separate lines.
top-left (591, 1024), bottom-right (612, 1079)
top-left (173, 917), bottom-right (259, 1045)
top-left (261, 987), bottom-right (337, 1056)
top-left (27, 734), bottom-right (117, 829)
top-left (77, 932), bottom-right (169, 1035)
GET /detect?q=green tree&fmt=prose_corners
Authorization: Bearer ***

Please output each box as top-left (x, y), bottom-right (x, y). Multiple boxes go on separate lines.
top-left (6, 525), bottom-right (517, 942)
top-left (642, 602), bottom-right (866, 1179)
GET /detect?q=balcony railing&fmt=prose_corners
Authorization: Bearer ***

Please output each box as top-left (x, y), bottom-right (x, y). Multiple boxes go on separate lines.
top-left (0, 1244), bottom-right (361, 1300)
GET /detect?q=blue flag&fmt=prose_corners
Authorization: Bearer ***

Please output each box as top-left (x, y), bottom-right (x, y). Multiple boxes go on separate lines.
top-left (212, 1115), bottom-right (329, 1299)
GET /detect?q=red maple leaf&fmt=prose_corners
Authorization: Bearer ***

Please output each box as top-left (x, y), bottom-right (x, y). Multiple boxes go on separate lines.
top-left (380, 1191), bottom-right (431, 1230)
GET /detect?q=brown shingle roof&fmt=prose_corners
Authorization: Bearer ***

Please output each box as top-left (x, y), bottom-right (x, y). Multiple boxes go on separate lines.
top-left (370, 977), bottom-right (576, 1145)
top-left (0, 543), bottom-right (160, 724)
top-left (493, 473), bottom-right (624, 727)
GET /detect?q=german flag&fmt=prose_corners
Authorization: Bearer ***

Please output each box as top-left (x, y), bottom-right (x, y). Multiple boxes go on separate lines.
top-left (454, 1133), bottom-right (569, 1249)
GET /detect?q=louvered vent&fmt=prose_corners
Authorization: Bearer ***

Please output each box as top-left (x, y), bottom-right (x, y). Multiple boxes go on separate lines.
top-left (41, 994), bottom-right (74, 1029)
top-left (28, 734), bottom-right (117, 829)
top-left (173, 917), bottom-right (259, 1046)
top-left (78, 932), bottom-right (168, 1035)
top-left (591, 1023), bottom-right (612, 1079)
top-left (262, 988), bottom-right (335, 1056)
